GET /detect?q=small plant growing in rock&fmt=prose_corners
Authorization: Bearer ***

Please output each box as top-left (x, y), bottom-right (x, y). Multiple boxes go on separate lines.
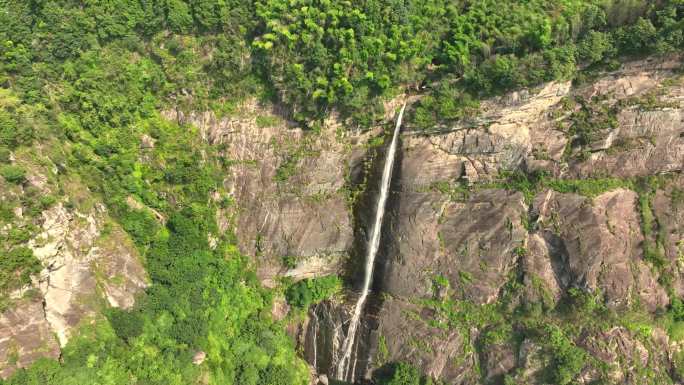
top-left (255, 115), bottom-right (281, 128)
top-left (0, 147), bottom-right (10, 163)
top-left (671, 187), bottom-right (684, 208)
top-left (0, 165), bottom-right (26, 184)
top-left (282, 255), bottom-right (297, 269)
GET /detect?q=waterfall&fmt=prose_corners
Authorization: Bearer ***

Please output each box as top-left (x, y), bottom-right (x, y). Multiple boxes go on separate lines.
top-left (312, 314), bottom-right (318, 370)
top-left (335, 103), bottom-right (406, 381)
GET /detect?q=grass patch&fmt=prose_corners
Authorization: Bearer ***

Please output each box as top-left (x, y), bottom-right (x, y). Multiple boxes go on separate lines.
top-left (492, 170), bottom-right (633, 204)
top-left (255, 115), bottom-right (281, 128)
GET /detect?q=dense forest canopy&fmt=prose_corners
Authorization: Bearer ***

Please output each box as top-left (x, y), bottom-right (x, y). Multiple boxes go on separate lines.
top-left (0, 0), bottom-right (682, 384)
top-left (2, 1), bottom-right (683, 126)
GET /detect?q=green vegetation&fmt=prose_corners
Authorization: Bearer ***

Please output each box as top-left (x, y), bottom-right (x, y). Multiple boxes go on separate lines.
top-left (285, 275), bottom-right (342, 310)
top-left (3, 118), bottom-right (308, 385)
top-left (416, 173), bottom-right (684, 382)
top-left (376, 335), bottom-right (390, 365)
top-left (633, 176), bottom-right (676, 291)
top-left (410, 0), bottom-right (684, 128)
top-left (491, 170), bottom-right (677, 205)
top-left (560, 95), bottom-right (619, 160)
top-left (412, 263), bottom-right (682, 384)
top-left (281, 255), bottom-right (298, 269)
top-left (255, 115), bottom-right (282, 128)
top-left (545, 325), bottom-right (587, 385)
top-left (0, 0), bottom-right (681, 383)
top-left (663, 299), bottom-right (684, 342)
top-left (0, 1), bottom-right (681, 130)
top-left (0, 165), bottom-right (26, 184)
top-left (640, 191), bottom-right (667, 269)
top-left (494, 170), bottom-right (680, 293)
top-left (274, 156), bottom-right (300, 183)
top-left (0, 247), bottom-right (41, 311)
top-left (0, 2), bottom-right (311, 382)
top-left (374, 362), bottom-right (437, 385)
top-left (0, 156), bottom-right (50, 310)
top-left (492, 170), bottom-right (633, 203)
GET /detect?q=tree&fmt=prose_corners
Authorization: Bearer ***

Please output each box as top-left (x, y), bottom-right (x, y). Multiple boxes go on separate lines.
top-left (376, 362), bottom-right (422, 385)
top-left (577, 31), bottom-right (615, 64)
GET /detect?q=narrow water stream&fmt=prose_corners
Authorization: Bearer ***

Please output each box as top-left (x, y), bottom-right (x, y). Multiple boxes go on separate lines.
top-left (335, 104), bottom-right (406, 381)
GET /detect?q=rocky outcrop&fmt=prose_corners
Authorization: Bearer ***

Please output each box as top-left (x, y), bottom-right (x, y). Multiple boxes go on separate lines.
top-left (553, 58), bottom-right (682, 179)
top-left (374, 297), bottom-right (468, 382)
top-left (578, 326), bottom-right (666, 384)
top-left (0, 170), bottom-right (147, 377)
top-left (29, 201), bottom-right (147, 346)
top-left (151, 56), bottom-right (684, 384)
top-left (382, 189), bottom-right (527, 305)
top-left (0, 298), bottom-right (60, 378)
top-left (402, 81), bottom-right (571, 184)
top-left (651, 175), bottom-right (684, 297)
top-left (366, 56), bottom-right (684, 384)
top-left (527, 188), bottom-right (668, 311)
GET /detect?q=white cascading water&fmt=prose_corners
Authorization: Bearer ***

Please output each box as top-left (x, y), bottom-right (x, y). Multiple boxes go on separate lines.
top-left (335, 103), bottom-right (406, 381)
top-left (311, 314), bottom-right (318, 370)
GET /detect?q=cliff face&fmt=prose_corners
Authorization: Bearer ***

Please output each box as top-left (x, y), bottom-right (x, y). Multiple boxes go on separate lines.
top-left (0, 152), bottom-right (147, 377)
top-left (163, 103), bottom-right (375, 288)
top-left (162, 56), bottom-right (684, 384)
top-left (2, 55), bottom-right (682, 384)
top-left (372, 56), bottom-right (684, 384)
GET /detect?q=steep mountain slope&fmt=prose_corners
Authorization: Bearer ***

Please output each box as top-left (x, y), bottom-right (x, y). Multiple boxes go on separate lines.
top-left (371, 55), bottom-right (684, 385)
top-left (0, 1), bottom-right (683, 385)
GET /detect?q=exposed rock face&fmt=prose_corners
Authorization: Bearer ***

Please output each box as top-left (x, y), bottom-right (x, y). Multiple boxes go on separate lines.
top-left (164, 103), bottom-right (375, 286)
top-left (402, 82), bottom-right (571, 184)
top-left (30, 203), bottom-right (101, 346)
top-left (186, 57), bottom-right (682, 384)
top-left (529, 188), bottom-right (668, 311)
top-left (382, 189), bottom-right (527, 305)
top-left (555, 58), bottom-right (683, 179)
top-left (580, 327), bottom-right (651, 384)
top-left (0, 298), bottom-right (60, 378)
top-left (479, 342), bottom-right (516, 384)
top-left (3, 56), bottom-right (675, 383)
top-left (652, 175), bottom-right (684, 296)
top-left (1, 176), bottom-right (147, 377)
top-left (364, 56), bottom-right (684, 384)
top-left (374, 297), bottom-right (467, 381)
top-left (29, 202), bottom-right (147, 346)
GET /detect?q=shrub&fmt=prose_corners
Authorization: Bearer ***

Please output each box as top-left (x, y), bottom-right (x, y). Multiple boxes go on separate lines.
top-left (410, 83), bottom-right (479, 129)
top-left (375, 362), bottom-right (422, 385)
top-left (668, 321), bottom-right (684, 341)
top-left (255, 115), bottom-right (280, 128)
top-left (0, 146), bottom-right (11, 163)
top-left (675, 349), bottom-right (684, 380)
top-left (0, 247), bottom-right (42, 295)
top-left (119, 208), bottom-right (159, 248)
top-left (545, 325), bottom-right (587, 385)
top-left (281, 255), bottom-right (297, 269)
top-left (616, 18), bottom-right (658, 55)
top-left (0, 165), bottom-right (27, 184)
top-left (259, 364), bottom-right (297, 385)
top-left (285, 275), bottom-right (341, 310)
